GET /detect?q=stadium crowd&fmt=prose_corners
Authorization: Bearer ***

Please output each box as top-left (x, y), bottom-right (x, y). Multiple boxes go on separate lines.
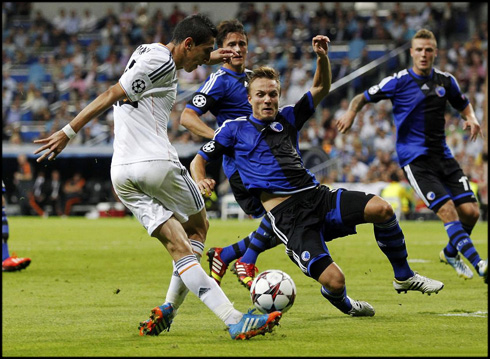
top-left (2, 2), bottom-right (487, 218)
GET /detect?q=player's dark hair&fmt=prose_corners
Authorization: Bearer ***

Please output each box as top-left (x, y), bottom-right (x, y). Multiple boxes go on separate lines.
top-left (171, 14), bottom-right (217, 46)
top-left (216, 19), bottom-right (248, 48)
top-left (412, 28), bottom-right (437, 47)
top-left (248, 66), bottom-right (281, 94)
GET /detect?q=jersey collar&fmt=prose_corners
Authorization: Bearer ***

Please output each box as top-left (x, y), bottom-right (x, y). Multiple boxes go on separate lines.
top-left (221, 67), bottom-right (246, 77)
top-left (409, 67), bottom-right (434, 80)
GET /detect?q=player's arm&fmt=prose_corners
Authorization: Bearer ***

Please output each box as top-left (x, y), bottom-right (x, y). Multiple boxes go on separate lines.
top-left (190, 154), bottom-right (216, 196)
top-left (460, 102), bottom-right (483, 142)
top-left (180, 108), bottom-right (216, 140)
top-left (309, 35), bottom-right (332, 108)
top-left (191, 134), bottom-right (230, 196)
top-left (34, 83), bottom-right (127, 162)
top-left (336, 93), bottom-right (369, 134)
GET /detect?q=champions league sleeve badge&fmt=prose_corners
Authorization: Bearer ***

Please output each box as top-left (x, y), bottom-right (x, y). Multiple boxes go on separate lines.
top-left (131, 79), bottom-right (146, 93)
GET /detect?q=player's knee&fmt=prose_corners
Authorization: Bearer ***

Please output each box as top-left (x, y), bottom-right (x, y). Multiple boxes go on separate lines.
top-left (315, 261), bottom-right (345, 292)
top-left (459, 203), bottom-right (480, 224)
top-left (366, 196), bottom-right (394, 222)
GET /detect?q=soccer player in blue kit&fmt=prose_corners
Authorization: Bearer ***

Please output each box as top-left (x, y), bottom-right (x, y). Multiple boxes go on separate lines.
top-left (181, 20), bottom-right (280, 289)
top-left (337, 29), bottom-right (487, 283)
top-left (190, 35), bottom-right (445, 318)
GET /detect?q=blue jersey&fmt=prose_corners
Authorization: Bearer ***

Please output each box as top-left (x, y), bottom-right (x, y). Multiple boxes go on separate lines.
top-left (364, 68), bottom-right (470, 167)
top-left (186, 67), bottom-right (252, 178)
top-left (198, 92), bottom-right (319, 196)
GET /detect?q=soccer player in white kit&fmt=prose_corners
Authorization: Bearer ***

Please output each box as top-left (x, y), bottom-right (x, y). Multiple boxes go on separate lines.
top-left (33, 14), bottom-right (281, 340)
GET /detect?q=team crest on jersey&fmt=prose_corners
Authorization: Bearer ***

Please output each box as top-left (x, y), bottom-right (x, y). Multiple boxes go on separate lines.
top-left (132, 79), bottom-right (146, 93)
top-left (368, 85), bottom-right (380, 95)
top-left (426, 191), bottom-right (436, 201)
top-left (202, 141), bottom-right (215, 152)
top-left (435, 86), bottom-right (446, 97)
top-left (269, 122), bottom-right (283, 132)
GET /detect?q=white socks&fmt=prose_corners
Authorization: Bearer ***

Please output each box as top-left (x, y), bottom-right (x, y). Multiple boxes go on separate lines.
top-left (164, 239), bottom-right (204, 308)
top-left (165, 240), bottom-right (242, 326)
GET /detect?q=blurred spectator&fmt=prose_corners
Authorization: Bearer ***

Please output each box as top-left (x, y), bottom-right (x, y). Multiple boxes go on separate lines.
top-left (168, 5), bottom-right (186, 28)
top-left (65, 9), bottom-right (81, 35)
top-left (373, 128), bottom-right (395, 153)
top-left (13, 154), bottom-right (33, 215)
top-left (46, 170), bottom-right (63, 216)
top-left (62, 172), bottom-right (86, 216)
top-left (26, 87), bottom-right (49, 121)
top-left (380, 171), bottom-right (415, 219)
top-left (52, 8), bottom-right (69, 32)
top-left (30, 170), bottom-right (48, 217)
top-left (80, 8), bottom-right (98, 32)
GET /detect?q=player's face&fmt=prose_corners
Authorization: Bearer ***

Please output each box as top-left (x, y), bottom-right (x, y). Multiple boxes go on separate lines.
top-left (248, 78), bottom-right (280, 122)
top-left (222, 32), bottom-right (248, 71)
top-left (410, 38), bottom-right (438, 76)
top-left (184, 37), bottom-right (215, 72)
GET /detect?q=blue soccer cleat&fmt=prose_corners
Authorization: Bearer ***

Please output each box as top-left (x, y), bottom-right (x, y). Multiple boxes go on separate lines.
top-left (138, 302), bottom-right (176, 336)
top-left (228, 309), bottom-right (282, 340)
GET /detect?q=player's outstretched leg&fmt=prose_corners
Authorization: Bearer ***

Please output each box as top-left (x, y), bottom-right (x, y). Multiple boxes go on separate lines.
top-left (228, 309), bottom-right (282, 340)
top-left (138, 302), bottom-right (176, 336)
top-left (393, 272), bottom-right (444, 295)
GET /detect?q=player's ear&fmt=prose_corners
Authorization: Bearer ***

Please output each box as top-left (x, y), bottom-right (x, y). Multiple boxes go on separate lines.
top-left (184, 37), bottom-right (193, 50)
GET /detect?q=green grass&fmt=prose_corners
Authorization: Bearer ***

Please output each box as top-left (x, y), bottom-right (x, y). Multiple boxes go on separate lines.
top-left (2, 217), bottom-right (488, 357)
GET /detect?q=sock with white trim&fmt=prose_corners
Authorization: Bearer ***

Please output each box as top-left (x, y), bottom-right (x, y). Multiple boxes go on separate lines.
top-left (175, 254), bottom-right (242, 325)
top-left (164, 240), bottom-right (203, 309)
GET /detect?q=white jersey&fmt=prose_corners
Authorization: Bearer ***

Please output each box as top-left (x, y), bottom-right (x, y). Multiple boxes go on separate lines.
top-left (112, 43), bottom-right (179, 166)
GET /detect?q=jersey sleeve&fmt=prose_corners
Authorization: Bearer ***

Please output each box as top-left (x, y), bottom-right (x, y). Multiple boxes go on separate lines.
top-left (279, 91), bottom-right (315, 131)
top-left (363, 73), bottom-right (398, 103)
top-left (446, 73), bottom-right (470, 111)
top-left (186, 72), bottom-right (226, 115)
top-left (119, 51), bottom-right (175, 103)
top-left (197, 120), bottom-right (235, 161)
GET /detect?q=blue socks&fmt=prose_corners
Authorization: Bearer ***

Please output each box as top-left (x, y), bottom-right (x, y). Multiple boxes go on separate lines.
top-left (2, 204), bottom-right (9, 261)
top-left (374, 215), bottom-right (413, 281)
top-left (321, 286), bottom-right (352, 314)
top-left (444, 220), bottom-right (481, 269)
top-left (219, 215), bottom-right (277, 265)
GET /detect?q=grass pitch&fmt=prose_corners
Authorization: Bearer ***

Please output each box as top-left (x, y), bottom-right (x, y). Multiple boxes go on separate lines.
top-left (2, 217), bottom-right (488, 357)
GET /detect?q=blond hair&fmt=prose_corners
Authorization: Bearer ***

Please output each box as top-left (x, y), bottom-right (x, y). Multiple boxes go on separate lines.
top-left (412, 29), bottom-right (437, 48)
top-left (248, 66), bottom-right (281, 94)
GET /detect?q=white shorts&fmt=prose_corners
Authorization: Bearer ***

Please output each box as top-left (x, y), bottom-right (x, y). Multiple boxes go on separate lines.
top-left (111, 160), bottom-right (205, 236)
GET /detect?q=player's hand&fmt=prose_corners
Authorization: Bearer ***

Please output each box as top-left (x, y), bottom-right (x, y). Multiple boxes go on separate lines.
top-left (336, 110), bottom-right (356, 134)
top-left (462, 118), bottom-right (483, 142)
top-left (197, 178), bottom-right (216, 197)
top-left (33, 130), bottom-right (70, 162)
top-left (208, 48), bottom-right (239, 65)
top-left (312, 35), bottom-right (330, 57)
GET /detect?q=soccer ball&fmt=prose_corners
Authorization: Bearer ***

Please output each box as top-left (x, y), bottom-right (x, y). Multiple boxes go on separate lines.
top-left (250, 269), bottom-right (296, 314)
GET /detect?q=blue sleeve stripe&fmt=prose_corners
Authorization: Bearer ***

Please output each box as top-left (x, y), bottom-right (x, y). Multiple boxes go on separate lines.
top-left (197, 150), bottom-right (210, 161)
top-left (185, 104), bottom-right (204, 115)
top-left (363, 90), bottom-right (371, 101)
top-left (306, 91), bottom-right (314, 110)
